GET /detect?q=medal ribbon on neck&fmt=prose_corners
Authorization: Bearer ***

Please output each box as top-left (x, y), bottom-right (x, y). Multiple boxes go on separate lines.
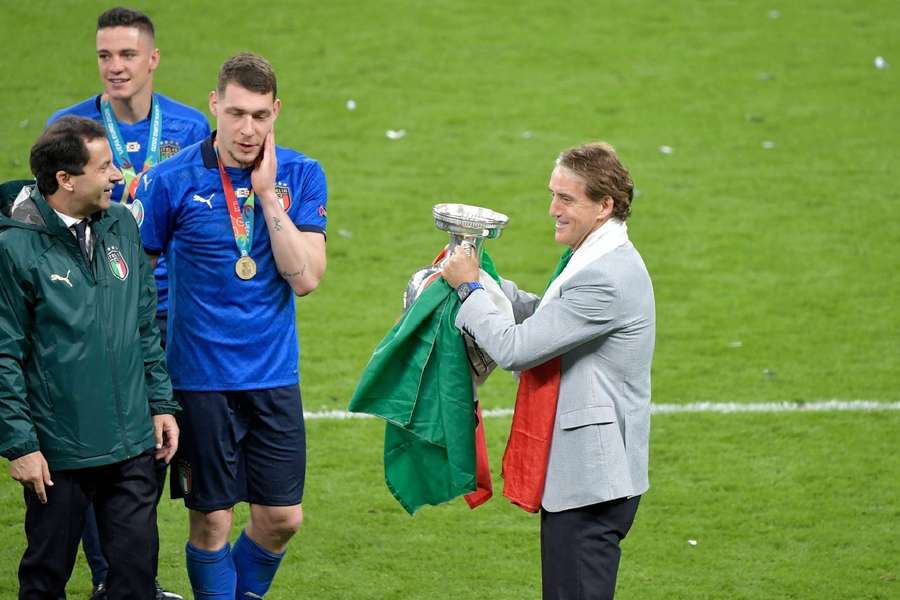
top-left (100, 93), bottom-right (162, 203)
top-left (215, 147), bottom-right (256, 261)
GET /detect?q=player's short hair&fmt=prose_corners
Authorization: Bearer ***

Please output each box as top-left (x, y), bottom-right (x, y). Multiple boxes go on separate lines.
top-left (556, 142), bottom-right (635, 220)
top-left (217, 53), bottom-right (278, 99)
top-left (97, 7), bottom-right (155, 39)
top-left (31, 117), bottom-right (107, 196)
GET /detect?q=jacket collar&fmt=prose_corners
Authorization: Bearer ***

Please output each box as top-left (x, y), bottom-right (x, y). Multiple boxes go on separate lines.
top-left (29, 186), bottom-right (117, 238)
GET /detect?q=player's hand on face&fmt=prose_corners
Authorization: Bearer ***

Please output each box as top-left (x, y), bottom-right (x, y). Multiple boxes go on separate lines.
top-left (442, 244), bottom-right (480, 289)
top-left (251, 129), bottom-right (278, 200)
top-left (9, 451), bottom-right (53, 504)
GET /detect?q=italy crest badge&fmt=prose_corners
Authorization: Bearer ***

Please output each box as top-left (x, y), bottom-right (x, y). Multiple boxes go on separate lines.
top-left (106, 246), bottom-right (129, 280)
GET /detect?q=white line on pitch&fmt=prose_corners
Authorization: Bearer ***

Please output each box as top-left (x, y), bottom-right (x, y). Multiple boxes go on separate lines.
top-left (304, 400), bottom-right (900, 420)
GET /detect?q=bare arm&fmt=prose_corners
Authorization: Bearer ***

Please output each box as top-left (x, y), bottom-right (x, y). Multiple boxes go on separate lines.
top-left (253, 131), bottom-right (326, 296)
top-left (260, 204), bottom-right (326, 296)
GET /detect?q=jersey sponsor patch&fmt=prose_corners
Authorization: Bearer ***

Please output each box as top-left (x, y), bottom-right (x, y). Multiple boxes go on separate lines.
top-left (106, 246), bottom-right (129, 280)
top-left (160, 140), bottom-right (181, 160)
top-left (318, 204), bottom-right (327, 218)
top-left (275, 184), bottom-right (292, 211)
top-left (126, 141), bottom-right (141, 153)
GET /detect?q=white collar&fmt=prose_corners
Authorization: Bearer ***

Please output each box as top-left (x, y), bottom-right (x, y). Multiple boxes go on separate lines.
top-left (537, 218), bottom-right (630, 311)
top-left (53, 209), bottom-right (84, 229)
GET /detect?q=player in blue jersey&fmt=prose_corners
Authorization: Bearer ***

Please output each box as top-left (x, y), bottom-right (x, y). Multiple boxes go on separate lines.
top-left (48, 6), bottom-right (211, 330)
top-left (47, 7), bottom-right (209, 600)
top-left (137, 52), bottom-right (327, 599)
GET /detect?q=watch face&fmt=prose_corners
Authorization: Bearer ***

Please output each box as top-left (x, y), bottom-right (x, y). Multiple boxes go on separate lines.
top-left (457, 282), bottom-right (480, 302)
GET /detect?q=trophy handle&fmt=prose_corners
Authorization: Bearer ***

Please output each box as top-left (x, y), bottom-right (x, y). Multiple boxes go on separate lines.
top-left (446, 234), bottom-right (485, 263)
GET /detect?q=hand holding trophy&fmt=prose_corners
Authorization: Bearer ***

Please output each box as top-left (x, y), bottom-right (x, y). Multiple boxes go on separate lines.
top-left (404, 203), bottom-right (510, 384)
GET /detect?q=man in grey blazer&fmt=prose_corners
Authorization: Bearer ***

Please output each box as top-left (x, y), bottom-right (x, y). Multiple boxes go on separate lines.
top-left (443, 142), bottom-right (655, 600)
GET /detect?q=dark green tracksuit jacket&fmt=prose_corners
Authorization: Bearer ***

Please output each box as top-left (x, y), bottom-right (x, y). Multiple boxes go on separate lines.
top-left (0, 185), bottom-right (177, 470)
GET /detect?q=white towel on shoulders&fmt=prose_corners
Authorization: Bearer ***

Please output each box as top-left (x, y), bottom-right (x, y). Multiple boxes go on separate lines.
top-left (537, 218), bottom-right (629, 312)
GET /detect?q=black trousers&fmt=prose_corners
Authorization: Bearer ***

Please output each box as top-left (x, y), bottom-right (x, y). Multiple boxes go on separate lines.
top-left (77, 458), bottom-right (169, 588)
top-left (18, 450), bottom-right (159, 600)
top-left (57, 312), bottom-right (172, 599)
top-left (541, 495), bottom-right (641, 600)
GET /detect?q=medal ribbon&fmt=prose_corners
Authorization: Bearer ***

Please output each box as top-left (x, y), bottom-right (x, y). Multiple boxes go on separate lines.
top-left (100, 93), bottom-right (162, 203)
top-left (215, 148), bottom-right (255, 260)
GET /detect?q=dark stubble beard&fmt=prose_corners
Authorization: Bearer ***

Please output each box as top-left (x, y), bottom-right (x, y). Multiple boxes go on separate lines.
top-left (226, 148), bottom-right (256, 169)
top-left (228, 150), bottom-right (262, 169)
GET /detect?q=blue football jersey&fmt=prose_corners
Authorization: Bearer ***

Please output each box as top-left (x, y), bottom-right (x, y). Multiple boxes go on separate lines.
top-left (48, 93), bottom-right (211, 313)
top-left (137, 134), bottom-right (328, 391)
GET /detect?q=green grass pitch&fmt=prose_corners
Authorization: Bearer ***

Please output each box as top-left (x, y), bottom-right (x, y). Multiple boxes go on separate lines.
top-left (1, 1), bottom-right (897, 598)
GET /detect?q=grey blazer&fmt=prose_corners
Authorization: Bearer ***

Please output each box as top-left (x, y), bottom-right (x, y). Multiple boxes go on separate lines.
top-left (455, 242), bottom-right (655, 512)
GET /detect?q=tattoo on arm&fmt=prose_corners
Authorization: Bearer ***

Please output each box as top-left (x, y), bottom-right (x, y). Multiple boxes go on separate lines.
top-left (280, 265), bottom-right (307, 279)
top-left (272, 217), bottom-right (283, 232)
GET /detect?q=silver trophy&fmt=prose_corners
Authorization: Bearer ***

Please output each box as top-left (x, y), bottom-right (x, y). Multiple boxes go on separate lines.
top-left (403, 203), bottom-right (509, 382)
top-left (404, 203), bottom-right (509, 309)
top-left (432, 203), bottom-right (509, 261)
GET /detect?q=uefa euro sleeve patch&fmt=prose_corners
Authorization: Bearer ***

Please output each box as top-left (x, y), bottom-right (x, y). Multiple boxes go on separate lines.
top-left (129, 199), bottom-right (145, 226)
top-left (106, 246), bottom-right (130, 280)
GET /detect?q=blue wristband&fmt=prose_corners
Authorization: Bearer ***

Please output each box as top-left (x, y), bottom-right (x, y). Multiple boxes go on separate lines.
top-left (456, 281), bottom-right (483, 302)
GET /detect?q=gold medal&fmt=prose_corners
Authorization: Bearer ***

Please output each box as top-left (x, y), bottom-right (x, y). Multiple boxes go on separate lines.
top-left (235, 256), bottom-right (257, 280)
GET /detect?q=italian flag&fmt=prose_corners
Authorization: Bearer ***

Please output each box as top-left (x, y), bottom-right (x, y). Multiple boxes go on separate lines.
top-left (349, 252), bottom-right (499, 514)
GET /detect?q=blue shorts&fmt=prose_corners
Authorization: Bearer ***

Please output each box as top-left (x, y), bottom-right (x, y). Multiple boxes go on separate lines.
top-left (170, 386), bottom-right (306, 511)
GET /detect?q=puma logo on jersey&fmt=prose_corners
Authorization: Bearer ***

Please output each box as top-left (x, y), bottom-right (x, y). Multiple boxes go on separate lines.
top-left (192, 193), bottom-right (214, 209)
top-left (50, 270), bottom-right (73, 288)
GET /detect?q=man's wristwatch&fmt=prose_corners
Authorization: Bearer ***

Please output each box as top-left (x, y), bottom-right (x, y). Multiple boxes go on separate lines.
top-left (456, 281), bottom-right (483, 303)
